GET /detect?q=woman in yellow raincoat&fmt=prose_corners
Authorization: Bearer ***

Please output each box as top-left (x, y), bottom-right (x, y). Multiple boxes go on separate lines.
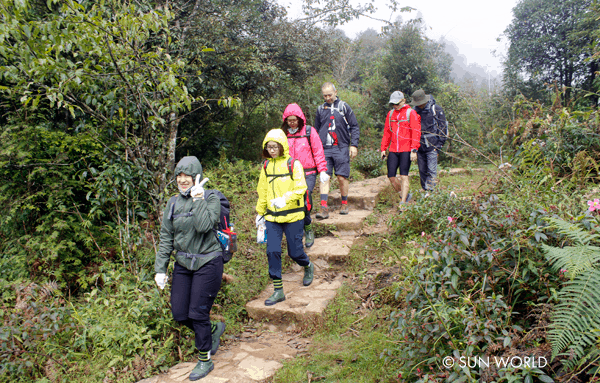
top-left (256, 129), bottom-right (314, 306)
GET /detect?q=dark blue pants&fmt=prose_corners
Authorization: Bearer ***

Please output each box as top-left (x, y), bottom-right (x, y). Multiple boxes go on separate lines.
top-left (304, 173), bottom-right (316, 227)
top-left (171, 257), bottom-right (223, 352)
top-left (417, 148), bottom-right (438, 191)
top-left (266, 219), bottom-right (310, 280)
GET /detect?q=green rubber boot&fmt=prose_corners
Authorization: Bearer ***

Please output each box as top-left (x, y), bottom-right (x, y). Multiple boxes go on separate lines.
top-left (303, 262), bottom-right (314, 286)
top-left (189, 359), bottom-right (214, 381)
top-left (305, 225), bottom-right (315, 248)
top-left (210, 321), bottom-right (226, 355)
top-left (264, 289), bottom-right (286, 306)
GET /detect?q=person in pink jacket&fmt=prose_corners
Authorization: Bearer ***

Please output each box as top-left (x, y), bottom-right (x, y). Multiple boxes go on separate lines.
top-left (380, 91), bottom-right (421, 208)
top-left (281, 103), bottom-right (329, 248)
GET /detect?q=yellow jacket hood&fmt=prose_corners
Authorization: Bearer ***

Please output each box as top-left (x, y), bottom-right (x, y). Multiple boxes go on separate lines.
top-left (262, 129), bottom-right (290, 158)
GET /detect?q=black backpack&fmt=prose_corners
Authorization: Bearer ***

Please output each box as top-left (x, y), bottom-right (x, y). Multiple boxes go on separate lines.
top-left (167, 190), bottom-right (236, 263)
top-left (429, 96), bottom-right (449, 146)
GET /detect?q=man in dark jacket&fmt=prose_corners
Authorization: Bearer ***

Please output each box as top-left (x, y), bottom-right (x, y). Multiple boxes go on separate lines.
top-left (409, 89), bottom-right (448, 194)
top-left (313, 82), bottom-right (360, 217)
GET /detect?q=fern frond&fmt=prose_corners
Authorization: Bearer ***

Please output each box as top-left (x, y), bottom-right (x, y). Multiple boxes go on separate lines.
top-left (549, 269), bottom-right (600, 363)
top-left (546, 217), bottom-right (600, 246)
top-left (543, 243), bottom-right (600, 278)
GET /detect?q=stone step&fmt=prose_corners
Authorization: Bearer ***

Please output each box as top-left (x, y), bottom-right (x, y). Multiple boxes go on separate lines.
top-left (139, 326), bottom-right (309, 383)
top-left (312, 209), bottom-right (371, 231)
top-left (305, 235), bottom-right (355, 264)
top-left (327, 175), bottom-right (389, 209)
top-left (245, 272), bottom-right (342, 324)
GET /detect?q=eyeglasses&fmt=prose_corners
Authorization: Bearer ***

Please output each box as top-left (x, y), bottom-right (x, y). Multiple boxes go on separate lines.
top-left (266, 145), bottom-right (279, 151)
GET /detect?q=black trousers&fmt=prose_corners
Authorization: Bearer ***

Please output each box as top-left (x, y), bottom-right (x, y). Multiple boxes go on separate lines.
top-left (171, 256), bottom-right (223, 352)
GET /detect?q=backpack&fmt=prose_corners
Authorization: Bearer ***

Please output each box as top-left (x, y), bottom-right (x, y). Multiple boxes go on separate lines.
top-left (318, 100), bottom-right (350, 130)
top-left (426, 97), bottom-right (449, 146)
top-left (167, 190), bottom-right (236, 263)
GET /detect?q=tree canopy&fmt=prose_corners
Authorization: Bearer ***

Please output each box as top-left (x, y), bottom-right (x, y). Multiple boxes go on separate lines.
top-left (503, 0), bottom-right (597, 102)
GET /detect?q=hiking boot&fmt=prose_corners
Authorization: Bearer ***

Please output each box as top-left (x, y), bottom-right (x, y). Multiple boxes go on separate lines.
top-left (189, 360), bottom-right (214, 381)
top-left (340, 204), bottom-right (349, 215)
top-left (304, 225), bottom-right (315, 248)
top-left (210, 321), bottom-right (226, 355)
top-left (315, 207), bottom-right (329, 220)
top-left (265, 289), bottom-right (286, 306)
top-left (303, 262), bottom-right (314, 286)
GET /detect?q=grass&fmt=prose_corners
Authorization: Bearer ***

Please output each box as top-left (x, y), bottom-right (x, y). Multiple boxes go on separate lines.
top-left (273, 283), bottom-right (402, 383)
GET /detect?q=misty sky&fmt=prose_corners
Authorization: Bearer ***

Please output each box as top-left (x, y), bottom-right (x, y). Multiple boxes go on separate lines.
top-left (281, 0), bottom-right (520, 76)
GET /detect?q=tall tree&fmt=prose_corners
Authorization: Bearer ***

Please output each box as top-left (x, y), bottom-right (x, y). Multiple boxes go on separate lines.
top-left (504, 0), bottom-right (596, 102)
top-left (378, 22), bottom-right (452, 108)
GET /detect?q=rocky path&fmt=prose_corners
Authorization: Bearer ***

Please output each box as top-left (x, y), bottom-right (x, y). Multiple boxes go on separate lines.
top-left (138, 175), bottom-right (392, 383)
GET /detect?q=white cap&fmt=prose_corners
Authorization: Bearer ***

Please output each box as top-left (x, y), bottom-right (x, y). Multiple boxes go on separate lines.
top-left (389, 91), bottom-right (405, 104)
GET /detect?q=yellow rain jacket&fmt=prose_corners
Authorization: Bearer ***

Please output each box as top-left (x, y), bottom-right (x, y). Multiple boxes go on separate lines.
top-left (256, 129), bottom-right (307, 223)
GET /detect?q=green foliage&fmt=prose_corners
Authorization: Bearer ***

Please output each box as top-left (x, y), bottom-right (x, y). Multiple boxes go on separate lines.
top-left (0, 124), bottom-right (108, 291)
top-left (503, 0), bottom-right (596, 102)
top-left (379, 22), bottom-right (451, 99)
top-left (384, 180), bottom-right (573, 382)
top-left (542, 216), bottom-right (600, 367)
top-left (510, 99), bottom-right (600, 186)
top-left (0, 281), bottom-right (76, 381)
top-left (352, 148), bottom-right (384, 177)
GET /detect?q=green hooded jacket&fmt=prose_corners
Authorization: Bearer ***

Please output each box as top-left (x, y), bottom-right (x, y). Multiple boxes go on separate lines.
top-left (154, 156), bottom-right (221, 273)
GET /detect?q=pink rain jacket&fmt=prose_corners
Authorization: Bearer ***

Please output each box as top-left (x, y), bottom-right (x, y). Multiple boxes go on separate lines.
top-left (282, 103), bottom-right (327, 175)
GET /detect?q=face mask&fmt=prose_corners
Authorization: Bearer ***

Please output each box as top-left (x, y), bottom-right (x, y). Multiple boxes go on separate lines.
top-left (178, 185), bottom-right (192, 196)
top-left (288, 127), bottom-right (299, 134)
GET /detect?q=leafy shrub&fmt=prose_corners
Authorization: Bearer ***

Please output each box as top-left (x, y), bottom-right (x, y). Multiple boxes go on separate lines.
top-left (385, 182), bottom-right (565, 382)
top-left (0, 281), bottom-right (78, 381)
top-left (353, 148), bottom-right (385, 177)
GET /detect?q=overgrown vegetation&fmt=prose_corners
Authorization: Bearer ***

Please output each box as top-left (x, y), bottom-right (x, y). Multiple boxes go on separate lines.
top-left (1, 0), bottom-right (599, 381)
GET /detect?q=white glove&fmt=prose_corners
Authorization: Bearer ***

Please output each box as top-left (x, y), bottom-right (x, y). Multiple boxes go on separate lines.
top-left (270, 196), bottom-right (286, 209)
top-left (410, 151), bottom-right (417, 162)
top-left (380, 151), bottom-right (386, 160)
top-left (255, 214), bottom-right (265, 227)
top-left (349, 146), bottom-right (358, 159)
top-left (190, 175), bottom-right (209, 199)
top-left (319, 171), bottom-right (330, 184)
top-left (155, 273), bottom-right (167, 290)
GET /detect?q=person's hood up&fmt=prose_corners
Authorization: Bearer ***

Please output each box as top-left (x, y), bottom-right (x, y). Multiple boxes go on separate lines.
top-left (282, 103), bottom-right (307, 125)
top-left (262, 129), bottom-right (290, 158)
top-left (174, 156), bottom-right (203, 180)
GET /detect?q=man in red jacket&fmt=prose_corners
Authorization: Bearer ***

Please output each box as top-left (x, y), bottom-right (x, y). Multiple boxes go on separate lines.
top-left (380, 91), bottom-right (421, 208)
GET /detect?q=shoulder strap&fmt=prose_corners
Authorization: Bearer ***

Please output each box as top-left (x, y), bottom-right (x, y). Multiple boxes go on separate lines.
top-left (287, 157), bottom-right (293, 175)
top-left (167, 195), bottom-right (179, 220)
top-left (263, 157), bottom-right (295, 183)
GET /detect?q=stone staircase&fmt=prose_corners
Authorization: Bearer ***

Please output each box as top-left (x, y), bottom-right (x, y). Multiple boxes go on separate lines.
top-left (139, 175), bottom-right (392, 383)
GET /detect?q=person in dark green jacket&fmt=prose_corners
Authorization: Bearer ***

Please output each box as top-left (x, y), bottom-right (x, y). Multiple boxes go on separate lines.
top-left (154, 156), bottom-right (224, 381)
